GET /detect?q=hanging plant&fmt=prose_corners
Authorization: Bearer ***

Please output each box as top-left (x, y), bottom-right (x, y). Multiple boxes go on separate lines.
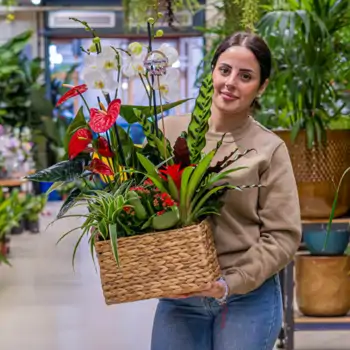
top-left (122, 0), bottom-right (202, 30)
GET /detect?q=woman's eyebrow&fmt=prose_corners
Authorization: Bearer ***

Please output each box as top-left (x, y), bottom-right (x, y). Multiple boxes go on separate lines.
top-left (219, 63), bottom-right (255, 73)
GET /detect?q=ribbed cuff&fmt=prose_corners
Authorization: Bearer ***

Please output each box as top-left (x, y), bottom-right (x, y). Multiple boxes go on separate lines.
top-left (224, 270), bottom-right (247, 295)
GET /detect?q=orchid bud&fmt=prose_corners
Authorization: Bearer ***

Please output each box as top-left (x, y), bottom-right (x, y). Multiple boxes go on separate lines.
top-left (128, 42), bottom-right (143, 56)
top-left (93, 37), bottom-right (100, 44)
top-left (147, 17), bottom-right (155, 24)
top-left (89, 44), bottom-right (97, 53)
top-left (155, 30), bottom-right (164, 38)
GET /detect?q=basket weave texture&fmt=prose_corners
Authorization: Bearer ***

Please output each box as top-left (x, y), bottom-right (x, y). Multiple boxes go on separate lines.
top-left (94, 219), bottom-right (221, 304)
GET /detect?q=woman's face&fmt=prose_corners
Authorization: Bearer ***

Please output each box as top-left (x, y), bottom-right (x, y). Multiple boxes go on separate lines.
top-left (212, 46), bottom-right (268, 116)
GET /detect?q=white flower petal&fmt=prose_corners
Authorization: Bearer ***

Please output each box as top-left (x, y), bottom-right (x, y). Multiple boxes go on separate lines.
top-left (159, 43), bottom-right (179, 66)
top-left (83, 68), bottom-right (117, 91)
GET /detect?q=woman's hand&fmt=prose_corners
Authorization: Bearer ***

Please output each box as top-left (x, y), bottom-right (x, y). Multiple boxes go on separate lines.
top-left (168, 281), bottom-right (226, 299)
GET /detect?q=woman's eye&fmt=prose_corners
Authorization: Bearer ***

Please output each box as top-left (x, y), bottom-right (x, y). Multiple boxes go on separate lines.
top-left (240, 73), bottom-right (251, 81)
top-left (219, 67), bottom-right (230, 75)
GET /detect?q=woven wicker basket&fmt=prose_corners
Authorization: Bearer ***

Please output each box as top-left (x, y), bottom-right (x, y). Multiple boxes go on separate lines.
top-left (94, 219), bottom-right (221, 305)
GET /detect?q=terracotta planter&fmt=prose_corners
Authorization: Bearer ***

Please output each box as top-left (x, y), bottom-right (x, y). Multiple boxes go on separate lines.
top-left (295, 254), bottom-right (350, 316)
top-left (274, 130), bottom-right (350, 219)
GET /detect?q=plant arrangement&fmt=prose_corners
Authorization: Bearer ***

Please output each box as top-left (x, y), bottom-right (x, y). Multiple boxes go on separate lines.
top-left (26, 17), bottom-right (256, 303)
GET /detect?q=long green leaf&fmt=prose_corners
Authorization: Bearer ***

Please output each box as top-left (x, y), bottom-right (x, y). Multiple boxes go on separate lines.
top-left (179, 166), bottom-right (195, 222)
top-left (187, 74), bottom-right (213, 163)
top-left (323, 166), bottom-right (350, 251)
top-left (119, 99), bottom-right (192, 123)
top-left (186, 150), bottom-right (215, 207)
top-left (72, 230), bottom-right (86, 271)
top-left (109, 223), bottom-right (119, 266)
top-left (57, 187), bottom-right (82, 219)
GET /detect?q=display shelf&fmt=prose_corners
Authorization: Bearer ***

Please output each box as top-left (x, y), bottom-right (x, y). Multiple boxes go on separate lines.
top-left (0, 178), bottom-right (26, 187)
top-left (278, 216), bottom-right (350, 350)
top-left (294, 311), bottom-right (350, 331)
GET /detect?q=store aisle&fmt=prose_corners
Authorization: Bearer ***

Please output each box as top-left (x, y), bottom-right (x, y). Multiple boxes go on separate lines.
top-left (0, 202), bottom-right (349, 350)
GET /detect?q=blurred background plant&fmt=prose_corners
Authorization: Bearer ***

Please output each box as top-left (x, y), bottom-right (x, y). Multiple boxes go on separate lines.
top-left (256, 0), bottom-right (350, 146)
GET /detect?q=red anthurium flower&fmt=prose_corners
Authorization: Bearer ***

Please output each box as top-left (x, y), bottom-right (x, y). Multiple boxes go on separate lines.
top-left (97, 137), bottom-right (114, 157)
top-left (68, 128), bottom-right (93, 160)
top-left (89, 99), bottom-right (121, 133)
top-left (159, 163), bottom-right (184, 189)
top-left (88, 159), bottom-right (114, 176)
top-left (56, 84), bottom-right (88, 107)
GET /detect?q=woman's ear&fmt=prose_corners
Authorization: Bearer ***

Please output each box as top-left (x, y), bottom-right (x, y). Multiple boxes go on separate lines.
top-left (258, 79), bottom-right (269, 96)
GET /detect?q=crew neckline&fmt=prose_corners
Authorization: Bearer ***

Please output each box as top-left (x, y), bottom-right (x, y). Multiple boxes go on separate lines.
top-left (206, 115), bottom-right (253, 143)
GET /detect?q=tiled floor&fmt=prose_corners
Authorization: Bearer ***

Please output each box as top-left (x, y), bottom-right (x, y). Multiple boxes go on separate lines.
top-left (0, 202), bottom-right (349, 350)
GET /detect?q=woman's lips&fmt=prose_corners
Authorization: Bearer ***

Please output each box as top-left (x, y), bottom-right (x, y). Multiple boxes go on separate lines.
top-left (220, 91), bottom-right (239, 101)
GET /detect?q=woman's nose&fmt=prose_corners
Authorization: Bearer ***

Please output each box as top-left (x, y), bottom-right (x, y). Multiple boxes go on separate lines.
top-left (225, 72), bottom-right (238, 88)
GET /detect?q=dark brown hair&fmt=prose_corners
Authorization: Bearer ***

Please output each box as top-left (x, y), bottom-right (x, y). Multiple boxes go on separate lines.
top-left (211, 32), bottom-right (272, 87)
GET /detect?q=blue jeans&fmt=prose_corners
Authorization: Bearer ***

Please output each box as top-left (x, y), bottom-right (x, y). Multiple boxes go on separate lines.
top-left (151, 275), bottom-right (283, 350)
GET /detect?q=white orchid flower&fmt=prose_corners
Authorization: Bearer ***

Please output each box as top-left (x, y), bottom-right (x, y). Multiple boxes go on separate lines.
top-left (153, 67), bottom-right (180, 102)
top-left (96, 46), bottom-right (119, 71)
top-left (158, 43), bottom-right (179, 66)
top-left (123, 52), bottom-right (147, 78)
top-left (82, 66), bottom-right (118, 92)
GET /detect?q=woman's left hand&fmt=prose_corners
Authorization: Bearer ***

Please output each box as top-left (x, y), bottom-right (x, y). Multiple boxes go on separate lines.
top-left (168, 281), bottom-right (226, 299)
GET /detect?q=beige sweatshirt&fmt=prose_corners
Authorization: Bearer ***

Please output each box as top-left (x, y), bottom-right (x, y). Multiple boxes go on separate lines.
top-left (160, 114), bottom-right (302, 295)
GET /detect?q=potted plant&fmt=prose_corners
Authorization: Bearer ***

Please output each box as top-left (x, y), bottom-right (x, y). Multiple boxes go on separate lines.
top-left (26, 16), bottom-right (258, 305)
top-left (0, 195), bottom-right (19, 266)
top-left (9, 189), bottom-right (26, 235)
top-left (296, 166), bottom-right (350, 317)
top-left (23, 194), bottom-right (47, 233)
top-left (257, 0), bottom-right (350, 219)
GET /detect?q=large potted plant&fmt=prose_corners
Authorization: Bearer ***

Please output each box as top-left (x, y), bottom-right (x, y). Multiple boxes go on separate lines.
top-left (26, 16), bottom-right (258, 305)
top-left (296, 166), bottom-right (350, 316)
top-left (257, 0), bottom-right (350, 219)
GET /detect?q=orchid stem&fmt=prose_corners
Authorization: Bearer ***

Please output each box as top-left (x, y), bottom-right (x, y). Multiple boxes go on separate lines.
top-left (79, 92), bottom-right (90, 112)
top-left (114, 51), bottom-right (121, 100)
top-left (147, 21), bottom-right (159, 138)
top-left (157, 75), bottom-right (167, 159)
top-left (139, 73), bottom-right (150, 100)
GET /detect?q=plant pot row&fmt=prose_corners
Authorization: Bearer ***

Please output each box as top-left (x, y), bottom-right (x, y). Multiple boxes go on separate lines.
top-left (10, 219), bottom-right (40, 235)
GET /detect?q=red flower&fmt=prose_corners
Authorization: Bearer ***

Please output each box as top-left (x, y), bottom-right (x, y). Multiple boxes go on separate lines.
top-left (97, 137), bottom-right (113, 157)
top-left (88, 159), bottom-right (114, 176)
top-left (144, 178), bottom-right (153, 186)
top-left (56, 84), bottom-right (88, 107)
top-left (159, 164), bottom-right (184, 189)
top-left (89, 99), bottom-right (121, 133)
top-left (68, 128), bottom-right (93, 160)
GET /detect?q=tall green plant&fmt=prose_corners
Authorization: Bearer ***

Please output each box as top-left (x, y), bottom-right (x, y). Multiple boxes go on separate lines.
top-left (257, 0), bottom-right (350, 148)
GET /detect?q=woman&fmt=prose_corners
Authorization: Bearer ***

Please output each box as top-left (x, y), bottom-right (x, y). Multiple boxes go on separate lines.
top-left (151, 32), bottom-right (302, 350)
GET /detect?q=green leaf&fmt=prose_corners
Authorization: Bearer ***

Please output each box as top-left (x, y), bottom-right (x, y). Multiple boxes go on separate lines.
top-left (57, 187), bottom-right (82, 219)
top-left (190, 185), bottom-right (238, 222)
top-left (72, 230), bottom-right (86, 271)
top-left (152, 207), bottom-right (180, 230)
top-left (119, 99), bottom-right (192, 123)
top-left (186, 150), bottom-right (215, 207)
top-left (324, 166), bottom-right (350, 251)
top-left (109, 223), bottom-right (119, 266)
top-left (167, 175), bottom-right (179, 202)
top-left (126, 191), bottom-right (148, 220)
top-left (179, 166), bottom-right (195, 222)
top-left (46, 181), bottom-right (65, 195)
top-left (0, 253), bottom-right (11, 266)
top-left (306, 120), bottom-right (315, 149)
top-left (25, 159), bottom-right (85, 183)
top-left (187, 74), bottom-right (213, 163)
top-left (291, 121), bottom-right (301, 142)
